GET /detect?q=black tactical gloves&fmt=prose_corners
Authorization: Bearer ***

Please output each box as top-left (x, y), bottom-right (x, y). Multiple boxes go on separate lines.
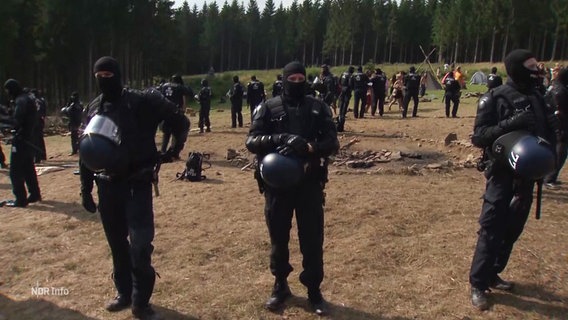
top-left (498, 109), bottom-right (536, 131)
top-left (277, 134), bottom-right (309, 157)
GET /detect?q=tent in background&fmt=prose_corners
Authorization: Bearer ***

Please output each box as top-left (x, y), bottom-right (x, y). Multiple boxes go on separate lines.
top-left (470, 71), bottom-right (487, 85)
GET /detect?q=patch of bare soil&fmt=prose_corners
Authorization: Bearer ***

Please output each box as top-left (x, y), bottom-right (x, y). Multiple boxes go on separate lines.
top-left (0, 97), bottom-right (567, 320)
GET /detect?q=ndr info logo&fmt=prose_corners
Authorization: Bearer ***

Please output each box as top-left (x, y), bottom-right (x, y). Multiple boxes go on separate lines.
top-left (31, 281), bottom-right (69, 296)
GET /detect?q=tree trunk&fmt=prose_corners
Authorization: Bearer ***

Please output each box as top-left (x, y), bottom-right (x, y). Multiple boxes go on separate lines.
top-left (373, 32), bottom-right (379, 63)
top-left (550, 20), bottom-right (560, 61)
top-left (311, 37), bottom-right (316, 66)
top-left (490, 27), bottom-right (497, 63)
top-left (473, 34), bottom-right (479, 63)
top-left (349, 39), bottom-right (354, 66)
top-left (274, 40), bottom-right (278, 69)
top-left (360, 30), bottom-right (366, 66)
top-left (247, 34), bottom-right (252, 69)
top-left (501, 24), bottom-right (510, 62)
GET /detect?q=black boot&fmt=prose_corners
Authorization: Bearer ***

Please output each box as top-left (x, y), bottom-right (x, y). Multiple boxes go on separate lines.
top-left (105, 294), bottom-right (132, 312)
top-left (265, 279), bottom-right (292, 311)
top-left (81, 192), bottom-right (97, 213)
top-left (470, 287), bottom-right (489, 311)
top-left (308, 288), bottom-right (329, 316)
top-left (490, 275), bottom-right (514, 291)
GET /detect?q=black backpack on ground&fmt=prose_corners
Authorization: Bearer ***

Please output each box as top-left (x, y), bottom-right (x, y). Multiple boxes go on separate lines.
top-left (176, 151), bottom-right (211, 182)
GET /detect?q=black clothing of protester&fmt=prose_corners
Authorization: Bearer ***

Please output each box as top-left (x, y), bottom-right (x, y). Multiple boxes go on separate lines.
top-left (159, 79), bottom-right (192, 159)
top-left (272, 76), bottom-right (283, 98)
top-left (337, 67), bottom-right (354, 132)
top-left (487, 69), bottom-right (503, 91)
top-left (31, 90), bottom-right (47, 162)
top-left (196, 80), bottom-right (212, 132)
top-left (402, 68), bottom-right (421, 117)
top-left (351, 67), bottom-right (368, 118)
top-left (83, 56), bottom-right (183, 315)
top-left (444, 73), bottom-right (461, 117)
top-left (62, 93), bottom-right (84, 154)
top-left (247, 77), bottom-right (266, 115)
top-left (3, 79), bottom-right (41, 207)
top-left (229, 76), bottom-right (245, 128)
top-left (245, 61), bottom-right (339, 311)
top-left (469, 50), bottom-right (558, 298)
top-left (544, 70), bottom-right (568, 184)
top-left (370, 69), bottom-right (387, 116)
top-left (319, 66), bottom-right (337, 107)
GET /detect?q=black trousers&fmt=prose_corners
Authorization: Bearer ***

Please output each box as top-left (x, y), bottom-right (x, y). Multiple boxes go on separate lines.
top-left (10, 142), bottom-right (41, 205)
top-left (97, 177), bottom-right (156, 308)
top-left (167, 115), bottom-right (190, 158)
top-left (545, 140), bottom-right (568, 183)
top-left (70, 126), bottom-right (80, 153)
top-left (402, 90), bottom-right (419, 117)
top-left (198, 103), bottom-right (211, 130)
top-left (160, 122), bottom-right (172, 154)
top-left (372, 92), bottom-right (385, 116)
top-left (35, 123), bottom-right (46, 161)
top-left (231, 101), bottom-right (243, 128)
top-left (445, 94), bottom-right (460, 117)
top-left (263, 180), bottom-right (325, 290)
top-left (469, 170), bottom-right (534, 290)
top-left (337, 93), bottom-right (351, 131)
top-left (353, 89), bottom-right (365, 118)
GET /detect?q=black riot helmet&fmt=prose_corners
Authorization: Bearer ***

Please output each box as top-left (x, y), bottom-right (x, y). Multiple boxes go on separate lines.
top-left (201, 79), bottom-right (208, 87)
top-left (171, 74), bottom-right (184, 85)
top-left (348, 66), bottom-right (354, 74)
top-left (492, 130), bottom-right (555, 180)
top-left (79, 115), bottom-right (128, 173)
top-left (233, 75), bottom-right (239, 83)
top-left (3, 79), bottom-right (22, 99)
top-left (409, 66), bottom-right (416, 73)
top-left (260, 153), bottom-right (305, 189)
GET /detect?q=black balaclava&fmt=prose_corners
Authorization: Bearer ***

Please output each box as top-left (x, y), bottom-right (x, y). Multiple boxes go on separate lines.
top-left (357, 66), bottom-right (363, 73)
top-left (491, 67), bottom-right (497, 74)
top-left (201, 79), bottom-right (208, 87)
top-left (321, 65), bottom-right (330, 76)
top-left (4, 79), bottom-right (22, 99)
top-left (409, 66), bottom-right (416, 73)
top-left (233, 75), bottom-right (239, 83)
top-left (171, 74), bottom-right (183, 85)
top-left (348, 66), bottom-right (354, 74)
top-left (93, 56), bottom-right (123, 101)
top-left (277, 74), bottom-right (282, 81)
top-left (504, 49), bottom-right (537, 92)
top-left (376, 68), bottom-right (382, 74)
top-left (282, 61), bottom-right (306, 100)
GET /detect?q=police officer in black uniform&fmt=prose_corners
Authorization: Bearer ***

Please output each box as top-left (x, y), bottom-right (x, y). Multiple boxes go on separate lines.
top-left (229, 75), bottom-right (245, 128)
top-left (443, 72), bottom-right (461, 118)
top-left (469, 49), bottom-right (559, 311)
top-left (318, 64), bottom-right (337, 108)
top-left (2, 79), bottom-right (42, 207)
top-left (337, 66), bottom-right (354, 132)
top-left (402, 66), bottom-right (421, 118)
top-left (247, 75), bottom-right (266, 118)
top-left (543, 68), bottom-right (568, 188)
top-left (159, 74), bottom-right (192, 160)
top-left (196, 79), bottom-right (212, 133)
top-left (272, 74), bottom-right (283, 98)
top-left (61, 92), bottom-right (84, 155)
top-left (370, 68), bottom-right (387, 116)
top-left (487, 67), bottom-right (503, 91)
top-left (351, 66), bottom-right (368, 119)
top-left (245, 61), bottom-right (339, 316)
top-left (80, 56), bottom-right (183, 320)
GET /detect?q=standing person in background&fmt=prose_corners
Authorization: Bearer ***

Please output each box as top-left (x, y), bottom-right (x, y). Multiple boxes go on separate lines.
top-left (419, 72), bottom-right (428, 98)
top-left (454, 66), bottom-right (466, 89)
top-left (486, 67), bottom-right (503, 91)
top-left (272, 74), bottom-right (283, 98)
top-left (2, 79), bottom-right (42, 207)
top-left (336, 66), bottom-right (354, 132)
top-left (544, 68), bottom-right (568, 189)
top-left (247, 75), bottom-right (266, 119)
top-left (229, 75), bottom-right (245, 128)
top-left (402, 66), bottom-right (421, 118)
top-left (351, 66), bottom-right (368, 119)
top-left (370, 68), bottom-right (387, 117)
top-left (60, 91), bottom-right (83, 156)
top-left (196, 79), bottom-right (212, 133)
top-left (443, 71), bottom-right (461, 118)
top-left (159, 74), bottom-right (193, 160)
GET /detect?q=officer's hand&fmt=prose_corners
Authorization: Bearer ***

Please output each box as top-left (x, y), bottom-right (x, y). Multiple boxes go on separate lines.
top-left (499, 109), bottom-right (536, 131)
top-left (277, 134), bottom-right (309, 157)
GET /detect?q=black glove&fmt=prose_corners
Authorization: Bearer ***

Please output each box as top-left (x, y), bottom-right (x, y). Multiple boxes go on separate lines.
top-left (277, 134), bottom-right (309, 157)
top-left (498, 109), bottom-right (536, 131)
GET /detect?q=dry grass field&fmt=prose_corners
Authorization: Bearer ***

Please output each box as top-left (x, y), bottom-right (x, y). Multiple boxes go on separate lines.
top-left (1, 87), bottom-right (567, 320)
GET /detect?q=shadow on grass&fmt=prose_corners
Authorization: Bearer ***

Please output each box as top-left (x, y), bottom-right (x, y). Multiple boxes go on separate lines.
top-left (276, 295), bottom-right (414, 320)
top-left (0, 292), bottom-right (98, 320)
top-left (24, 200), bottom-right (99, 222)
top-left (492, 282), bottom-right (568, 318)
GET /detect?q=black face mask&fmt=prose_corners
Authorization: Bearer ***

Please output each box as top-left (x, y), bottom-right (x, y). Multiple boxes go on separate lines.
top-left (97, 77), bottom-right (123, 101)
top-left (282, 61), bottom-right (307, 101)
top-left (505, 49), bottom-right (536, 92)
